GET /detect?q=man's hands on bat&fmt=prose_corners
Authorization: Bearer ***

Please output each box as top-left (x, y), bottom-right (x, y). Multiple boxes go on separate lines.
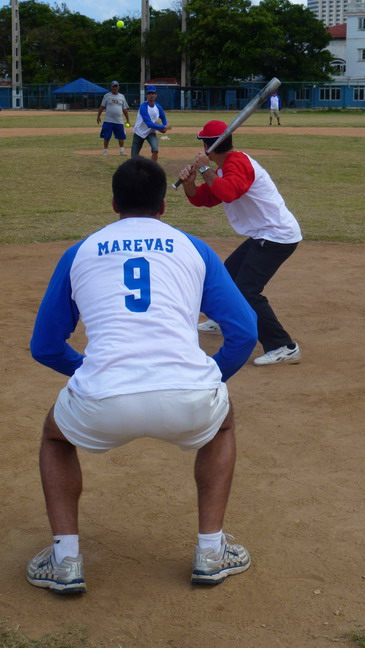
top-left (192, 152), bottom-right (210, 169)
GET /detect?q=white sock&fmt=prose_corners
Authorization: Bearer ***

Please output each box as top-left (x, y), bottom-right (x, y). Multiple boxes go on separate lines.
top-left (197, 530), bottom-right (223, 554)
top-left (119, 146), bottom-right (125, 153)
top-left (53, 534), bottom-right (79, 564)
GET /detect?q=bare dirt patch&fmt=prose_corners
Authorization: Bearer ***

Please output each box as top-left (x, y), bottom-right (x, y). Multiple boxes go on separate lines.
top-left (1, 238), bottom-right (364, 647)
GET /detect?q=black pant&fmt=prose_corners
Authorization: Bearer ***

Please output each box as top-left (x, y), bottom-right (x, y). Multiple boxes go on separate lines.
top-left (224, 237), bottom-right (298, 353)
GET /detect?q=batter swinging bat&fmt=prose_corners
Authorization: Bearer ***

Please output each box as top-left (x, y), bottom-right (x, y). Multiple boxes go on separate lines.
top-left (172, 77), bottom-right (281, 190)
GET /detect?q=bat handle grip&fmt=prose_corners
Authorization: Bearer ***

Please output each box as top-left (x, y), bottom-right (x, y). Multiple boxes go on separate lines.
top-left (172, 178), bottom-right (183, 190)
top-left (172, 164), bottom-right (195, 190)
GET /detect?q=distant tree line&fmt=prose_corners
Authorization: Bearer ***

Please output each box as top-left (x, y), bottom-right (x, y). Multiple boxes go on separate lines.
top-left (0, 0), bottom-right (334, 85)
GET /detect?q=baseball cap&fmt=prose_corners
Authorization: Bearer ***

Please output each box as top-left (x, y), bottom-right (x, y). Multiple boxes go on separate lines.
top-left (146, 85), bottom-right (157, 93)
top-left (197, 120), bottom-right (227, 139)
top-left (111, 80), bottom-right (119, 87)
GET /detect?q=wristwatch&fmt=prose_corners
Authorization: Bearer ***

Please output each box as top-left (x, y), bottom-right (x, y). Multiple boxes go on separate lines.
top-left (199, 165), bottom-right (211, 174)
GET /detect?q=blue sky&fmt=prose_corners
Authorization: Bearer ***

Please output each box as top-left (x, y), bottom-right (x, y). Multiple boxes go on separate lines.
top-left (0, 0), bottom-right (305, 23)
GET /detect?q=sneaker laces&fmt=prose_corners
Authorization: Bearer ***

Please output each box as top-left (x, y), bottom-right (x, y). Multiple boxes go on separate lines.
top-left (222, 534), bottom-right (244, 565)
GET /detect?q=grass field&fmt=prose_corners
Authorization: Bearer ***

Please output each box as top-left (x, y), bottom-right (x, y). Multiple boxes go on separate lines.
top-left (1, 108), bottom-right (365, 128)
top-left (0, 109), bottom-right (364, 245)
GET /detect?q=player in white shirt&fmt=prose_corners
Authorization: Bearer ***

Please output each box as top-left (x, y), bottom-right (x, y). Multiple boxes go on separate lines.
top-left (179, 120), bottom-right (302, 366)
top-left (97, 80), bottom-right (130, 156)
top-left (268, 91), bottom-right (281, 126)
top-left (26, 157), bottom-right (257, 594)
top-left (131, 85), bottom-right (171, 161)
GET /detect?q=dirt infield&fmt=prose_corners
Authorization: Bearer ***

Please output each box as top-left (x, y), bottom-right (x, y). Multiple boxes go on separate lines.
top-left (1, 236), bottom-right (364, 647)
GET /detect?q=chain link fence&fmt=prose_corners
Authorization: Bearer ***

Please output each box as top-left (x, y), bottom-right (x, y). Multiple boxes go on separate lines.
top-left (1, 81), bottom-right (364, 110)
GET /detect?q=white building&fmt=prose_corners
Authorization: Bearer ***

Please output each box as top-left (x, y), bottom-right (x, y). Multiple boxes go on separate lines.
top-left (328, 23), bottom-right (347, 74)
top-left (307, 0), bottom-right (348, 26)
top-left (346, 0), bottom-right (365, 77)
top-left (327, 0), bottom-right (365, 80)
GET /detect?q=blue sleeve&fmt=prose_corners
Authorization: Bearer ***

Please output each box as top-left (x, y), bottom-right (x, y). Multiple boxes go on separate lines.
top-left (139, 101), bottom-right (166, 132)
top-left (157, 103), bottom-right (168, 126)
top-left (185, 234), bottom-right (258, 381)
top-left (30, 242), bottom-right (85, 376)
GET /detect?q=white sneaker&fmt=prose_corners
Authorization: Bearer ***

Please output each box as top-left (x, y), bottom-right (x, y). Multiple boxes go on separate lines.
top-left (253, 343), bottom-right (301, 366)
top-left (101, 150), bottom-right (108, 156)
top-left (191, 533), bottom-right (251, 585)
top-left (197, 319), bottom-right (221, 334)
top-left (119, 151), bottom-right (127, 156)
top-left (26, 546), bottom-right (87, 594)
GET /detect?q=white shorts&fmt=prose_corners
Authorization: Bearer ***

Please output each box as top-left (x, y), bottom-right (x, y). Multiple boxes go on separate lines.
top-left (54, 384), bottom-right (229, 453)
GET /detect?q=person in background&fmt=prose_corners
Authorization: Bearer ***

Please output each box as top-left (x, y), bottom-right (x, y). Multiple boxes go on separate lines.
top-left (131, 85), bottom-right (171, 162)
top-left (268, 91), bottom-right (281, 126)
top-left (97, 80), bottom-right (130, 156)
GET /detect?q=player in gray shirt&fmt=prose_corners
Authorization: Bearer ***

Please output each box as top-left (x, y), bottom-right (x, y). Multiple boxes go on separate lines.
top-left (97, 81), bottom-right (130, 156)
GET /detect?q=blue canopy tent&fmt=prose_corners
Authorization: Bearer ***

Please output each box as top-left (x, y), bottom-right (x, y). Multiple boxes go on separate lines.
top-left (52, 78), bottom-right (107, 109)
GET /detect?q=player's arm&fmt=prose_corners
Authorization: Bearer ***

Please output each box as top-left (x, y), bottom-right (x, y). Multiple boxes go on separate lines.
top-left (97, 104), bottom-right (105, 124)
top-left (179, 165), bottom-right (221, 207)
top-left (187, 236), bottom-right (258, 381)
top-left (30, 244), bottom-right (85, 377)
top-left (208, 154), bottom-right (255, 203)
top-left (139, 102), bottom-right (168, 132)
top-left (157, 104), bottom-right (171, 132)
top-left (122, 96), bottom-right (130, 124)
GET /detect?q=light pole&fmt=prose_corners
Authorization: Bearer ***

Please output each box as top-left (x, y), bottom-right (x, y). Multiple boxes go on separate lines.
top-left (180, 0), bottom-right (190, 110)
top-left (180, 0), bottom-right (186, 109)
top-left (140, 0), bottom-right (150, 105)
top-left (11, 0), bottom-right (23, 108)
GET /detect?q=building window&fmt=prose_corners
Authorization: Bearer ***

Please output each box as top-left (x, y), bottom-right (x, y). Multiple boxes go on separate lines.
top-left (330, 59), bottom-right (346, 74)
top-left (354, 86), bottom-right (365, 100)
top-left (360, 49), bottom-right (365, 60)
top-left (319, 86), bottom-right (341, 101)
top-left (295, 88), bottom-right (310, 100)
top-left (359, 17), bottom-right (365, 30)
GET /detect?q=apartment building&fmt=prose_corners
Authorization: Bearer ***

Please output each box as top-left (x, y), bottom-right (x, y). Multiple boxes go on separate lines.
top-left (307, 0), bottom-right (348, 26)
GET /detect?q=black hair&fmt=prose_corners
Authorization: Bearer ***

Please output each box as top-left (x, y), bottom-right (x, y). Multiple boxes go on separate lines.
top-left (112, 157), bottom-right (167, 216)
top-left (202, 135), bottom-right (233, 154)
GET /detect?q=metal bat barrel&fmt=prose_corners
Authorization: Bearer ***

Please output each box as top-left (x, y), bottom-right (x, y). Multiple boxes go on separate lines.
top-left (172, 77), bottom-right (281, 190)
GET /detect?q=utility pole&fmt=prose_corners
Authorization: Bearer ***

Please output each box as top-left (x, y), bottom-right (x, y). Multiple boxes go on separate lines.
top-left (180, 0), bottom-right (190, 110)
top-left (11, 0), bottom-right (23, 109)
top-left (140, 0), bottom-right (150, 106)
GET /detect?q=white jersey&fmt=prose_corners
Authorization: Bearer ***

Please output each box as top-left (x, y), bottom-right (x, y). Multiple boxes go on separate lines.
top-left (101, 92), bottom-right (129, 124)
top-left (30, 218), bottom-right (258, 398)
top-left (269, 95), bottom-right (280, 110)
top-left (217, 154), bottom-right (302, 243)
top-left (133, 101), bottom-right (167, 137)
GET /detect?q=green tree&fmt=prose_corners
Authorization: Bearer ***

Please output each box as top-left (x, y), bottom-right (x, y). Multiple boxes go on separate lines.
top-left (184, 0), bottom-right (252, 84)
top-left (0, 1), bottom-right (141, 84)
top-left (11, 0), bottom-right (62, 82)
top-left (0, 0), bottom-right (334, 87)
top-left (93, 17), bottom-right (141, 84)
top-left (144, 9), bottom-right (182, 79)
top-left (249, 0), bottom-right (333, 81)
top-left (52, 9), bottom-right (98, 81)
top-left (0, 4), bottom-right (11, 79)
top-left (183, 0), bottom-right (333, 84)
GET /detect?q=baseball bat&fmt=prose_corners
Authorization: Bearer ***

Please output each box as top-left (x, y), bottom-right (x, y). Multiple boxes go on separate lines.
top-left (172, 77), bottom-right (281, 190)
